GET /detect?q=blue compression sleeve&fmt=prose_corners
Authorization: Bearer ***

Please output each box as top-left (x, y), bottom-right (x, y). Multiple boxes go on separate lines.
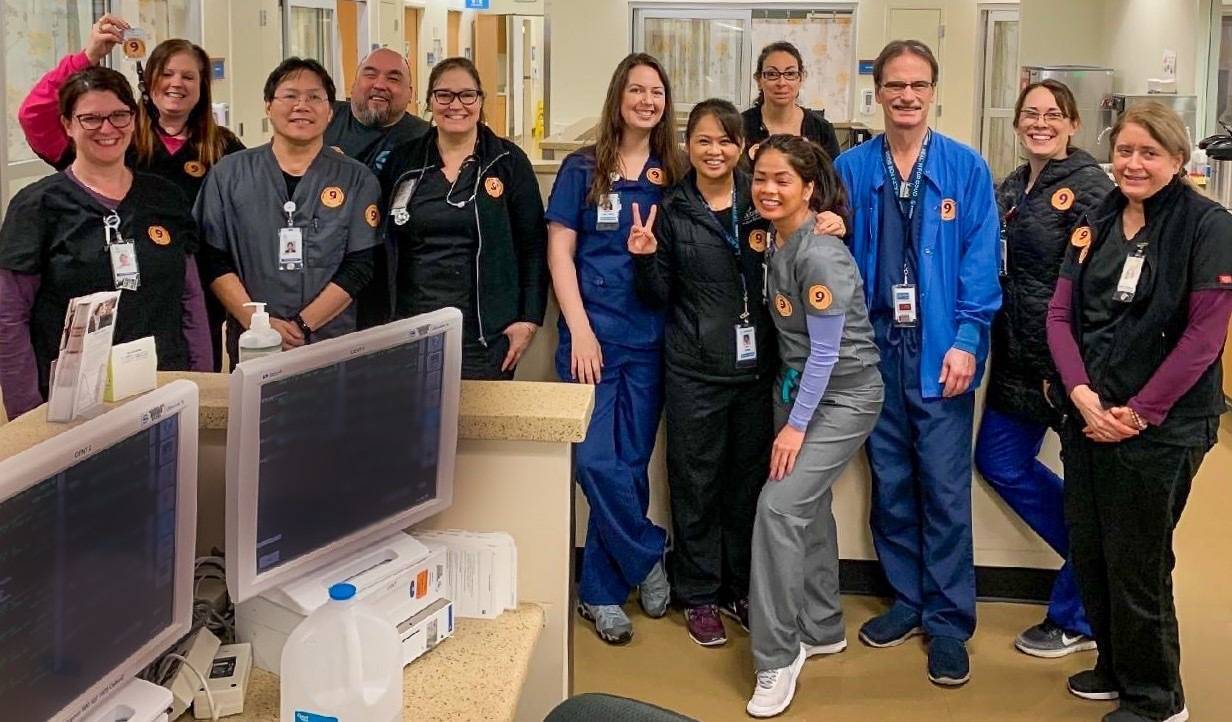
top-left (788, 313), bottom-right (845, 430)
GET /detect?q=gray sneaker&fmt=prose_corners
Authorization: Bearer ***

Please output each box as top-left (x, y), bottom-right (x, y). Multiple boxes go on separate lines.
top-left (1015, 619), bottom-right (1097, 658)
top-left (578, 602), bottom-right (633, 645)
top-left (638, 560), bottom-right (670, 618)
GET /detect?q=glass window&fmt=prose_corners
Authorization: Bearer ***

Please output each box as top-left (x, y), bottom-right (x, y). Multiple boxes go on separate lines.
top-left (288, 5), bottom-right (337, 88)
top-left (3, 0), bottom-right (94, 164)
top-left (1216, 15), bottom-right (1232, 128)
top-left (979, 9), bottom-right (1020, 181)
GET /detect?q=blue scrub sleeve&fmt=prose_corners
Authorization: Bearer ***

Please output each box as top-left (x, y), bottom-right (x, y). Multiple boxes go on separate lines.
top-left (544, 153), bottom-right (589, 231)
top-left (787, 313), bottom-right (845, 430)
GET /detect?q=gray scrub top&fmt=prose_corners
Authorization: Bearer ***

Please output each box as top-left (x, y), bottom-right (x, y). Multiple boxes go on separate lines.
top-left (195, 144), bottom-right (381, 340)
top-left (766, 223), bottom-right (880, 381)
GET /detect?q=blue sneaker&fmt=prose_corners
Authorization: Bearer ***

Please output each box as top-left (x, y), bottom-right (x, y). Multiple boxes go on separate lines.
top-left (858, 605), bottom-right (923, 648)
top-left (927, 636), bottom-right (970, 686)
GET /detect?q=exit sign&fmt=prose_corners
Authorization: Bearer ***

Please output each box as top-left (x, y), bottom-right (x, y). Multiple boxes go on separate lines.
top-left (465, 0), bottom-right (489, 8)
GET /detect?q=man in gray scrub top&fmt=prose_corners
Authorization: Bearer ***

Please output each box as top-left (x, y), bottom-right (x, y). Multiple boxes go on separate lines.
top-left (196, 57), bottom-right (380, 367)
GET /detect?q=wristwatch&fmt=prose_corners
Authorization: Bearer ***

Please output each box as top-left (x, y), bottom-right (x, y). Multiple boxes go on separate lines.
top-left (292, 313), bottom-right (313, 342)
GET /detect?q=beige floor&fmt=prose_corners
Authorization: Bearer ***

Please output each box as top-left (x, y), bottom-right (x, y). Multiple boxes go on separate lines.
top-left (574, 417), bottom-right (1232, 722)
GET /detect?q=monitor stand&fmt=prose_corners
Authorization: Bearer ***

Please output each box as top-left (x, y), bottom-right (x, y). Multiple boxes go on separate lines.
top-left (237, 531), bottom-right (453, 673)
top-left (82, 678), bottom-right (173, 722)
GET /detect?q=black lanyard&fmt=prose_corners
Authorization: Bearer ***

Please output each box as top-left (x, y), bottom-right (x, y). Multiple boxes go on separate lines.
top-left (708, 188), bottom-right (751, 322)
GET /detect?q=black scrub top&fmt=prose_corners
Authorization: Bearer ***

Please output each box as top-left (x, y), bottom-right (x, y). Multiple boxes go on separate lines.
top-left (0, 171), bottom-right (197, 396)
top-left (324, 101), bottom-right (430, 174)
top-left (1080, 215), bottom-right (1137, 369)
top-left (393, 159), bottom-right (479, 321)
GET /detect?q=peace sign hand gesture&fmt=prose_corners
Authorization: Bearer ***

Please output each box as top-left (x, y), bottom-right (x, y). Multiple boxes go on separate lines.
top-left (626, 202), bottom-right (659, 255)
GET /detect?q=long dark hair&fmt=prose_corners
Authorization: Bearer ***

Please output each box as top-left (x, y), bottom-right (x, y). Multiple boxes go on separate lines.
top-left (585, 53), bottom-right (682, 206)
top-left (754, 134), bottom-right (848, 219)
top-left (427, 56), bottom-right (486, 124)
top-left (134, 39), bottom-right (230, 167)
top-left (753, 41), bottom-right (806, 107)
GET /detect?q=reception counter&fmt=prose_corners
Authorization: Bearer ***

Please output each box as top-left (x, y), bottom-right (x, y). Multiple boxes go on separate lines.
top-left (0, 372), bottom-right (594, 722)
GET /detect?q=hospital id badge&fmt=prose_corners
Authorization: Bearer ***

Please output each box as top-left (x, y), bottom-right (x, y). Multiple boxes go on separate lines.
top-left (109, 241), bottom-right (140, 291)
top-left (892, 283), bottom-right (918, 327)
top-left (1113, 252), bottom-right (1145, 303)
top-left (597, 193), bottom-right (621, 231)
top-left (279, 227), bottom-right (304, 270)
top-left (390, 179), bottom-right (416, 226)
top-left (735, 324), bottom-right (757, 367)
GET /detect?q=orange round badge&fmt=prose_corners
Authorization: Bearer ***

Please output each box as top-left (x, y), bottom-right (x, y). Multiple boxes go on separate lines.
top-left (807, 284), bottom-right (833, 311)
top-left (148, 225), bottom-right (171, 246)
top-left (320, 186), bottom-right (345, 208)
top-left (1051, 187), bottom-right (1075, 211)
top-left (183, 161), bottom-right (205, 178)
top-left (364, 204), bottom-right (380, 228)
top-left (646, 168), bottom-right (664, 186)
top-left (941, 198), bottom-right (957, 221)
top-left (748, 229), bottom-right (768, 253)
top-left (1070, 226), bottom-right (1092, 248)
top-left (485, 177), bottom-right (504, 199)
top-left (774, 293), bottom-right (793, 317)
top-left (123, 38), bottom-right (146, 59)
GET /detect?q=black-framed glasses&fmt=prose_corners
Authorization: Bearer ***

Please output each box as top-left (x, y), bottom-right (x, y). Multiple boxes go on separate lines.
top-left (74, 110), bottom-right (135, 130)
top-left (431, 89), bottom-right (484, 106)
top-left (879, 81), bottom-right (935, 94)
top-left (1019, 109), bottom-right (1067, 123)
top-left (758, 69), bottom-right (802, 82)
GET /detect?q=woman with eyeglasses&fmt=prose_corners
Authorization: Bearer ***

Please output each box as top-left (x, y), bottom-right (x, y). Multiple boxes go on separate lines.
top-left (974, 79), bottom-right (1113, 661)
top-left (375, 57), bottom-right (548, 379)
top-left (19, 13), bottom-right (244, 371)
top-left (0, 67), bottom-right (211, 420)
top-left (742, 42), bottom-right (841, 163)
top-left (195, 58), bottom-right (381, 368)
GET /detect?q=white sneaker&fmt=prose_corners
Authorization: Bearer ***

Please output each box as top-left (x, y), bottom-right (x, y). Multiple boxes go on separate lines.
top-left (746, 648), bottom-right (805, 718)
top-left (802, 638), bottom-right (847, 659)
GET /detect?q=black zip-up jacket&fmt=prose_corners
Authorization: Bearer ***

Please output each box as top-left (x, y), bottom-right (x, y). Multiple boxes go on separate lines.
top-left (633, 170), bottom-right (777, 383)
top-left (1060, 176), bottom-right (1232, 423)
top-left (741, 105), bottom-right (841, 161)
top-left (987, 149), bottom-right (1113, 426)
top-left (372, 125), bottom-right (549, 342)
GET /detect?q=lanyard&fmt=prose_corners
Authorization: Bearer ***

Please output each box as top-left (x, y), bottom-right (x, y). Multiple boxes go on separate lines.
top-left (708, 188), bottom-right (751, 322)
top-left (882, 129), bottom-right (931, 223)
top-left (883, 130), bottom-right (931, 284)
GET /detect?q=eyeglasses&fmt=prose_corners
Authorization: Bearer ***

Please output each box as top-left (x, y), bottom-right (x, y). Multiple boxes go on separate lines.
top-left (74, 110), bottom-right (135, 130)
top-left (431, 89), bottom-right (484, 106)
top-left (879, 81), bottom-right (935, 94)
top-left (273, 93), bottom-right (330, 106)
top-left (758, 69), bottom-right (802, 82)
top-left (1019, 110), bottom-right (1067, 123)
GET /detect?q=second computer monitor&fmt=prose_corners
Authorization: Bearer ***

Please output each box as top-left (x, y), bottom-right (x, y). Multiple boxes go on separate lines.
top-left (225, 308), bottom-right (463, 603)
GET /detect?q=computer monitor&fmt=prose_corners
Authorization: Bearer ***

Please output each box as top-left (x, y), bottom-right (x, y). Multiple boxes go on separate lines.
top-left (0, 381), bottom-right (199, 722)
top-left (225, 308), bottom-right (462, 603)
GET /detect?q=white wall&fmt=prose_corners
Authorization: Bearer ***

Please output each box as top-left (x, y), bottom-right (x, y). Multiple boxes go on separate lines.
top-left (1102, 0), bottom-right (1202, 94)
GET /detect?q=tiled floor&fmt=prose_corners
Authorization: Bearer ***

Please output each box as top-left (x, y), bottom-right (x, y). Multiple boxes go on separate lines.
top-left (573, 417), bottom-right (1232, 721)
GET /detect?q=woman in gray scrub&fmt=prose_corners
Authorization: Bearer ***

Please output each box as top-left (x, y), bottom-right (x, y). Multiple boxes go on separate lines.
top-left (744, 134), bottom-right (883, 719)
top-left (195, 58), bottom-right (380, 368)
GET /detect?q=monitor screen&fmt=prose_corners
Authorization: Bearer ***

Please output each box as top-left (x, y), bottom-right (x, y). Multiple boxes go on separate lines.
top-left (226, 309), bottom-right (461, 602)
top-left (254, 334), bottom-right (444, 574)
top-left (0, 381), bottom-right (194, 722)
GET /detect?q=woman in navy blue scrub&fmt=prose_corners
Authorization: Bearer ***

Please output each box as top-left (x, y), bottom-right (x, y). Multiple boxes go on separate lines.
top-left (545, 53), bottom-right (682, 644)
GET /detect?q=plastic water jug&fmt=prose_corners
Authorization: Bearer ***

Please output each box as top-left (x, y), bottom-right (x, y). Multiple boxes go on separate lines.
top-left (280, 583), bottom-right (403, 722)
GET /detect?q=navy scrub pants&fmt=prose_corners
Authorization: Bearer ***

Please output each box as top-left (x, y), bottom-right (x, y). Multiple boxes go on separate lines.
top-left (558, 339), bottom-right (668, 606)
top-left (974, 408), bottom-right (1091, 637)
top-left (867, 321), bottom-right (976, 640)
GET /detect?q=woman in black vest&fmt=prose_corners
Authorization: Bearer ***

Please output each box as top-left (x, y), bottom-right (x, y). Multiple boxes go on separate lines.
top-left (1046, 102), bottom-right (1232, 722)
top-left (741, 41), bottom-right (841, 163)
top-left (377, 58), bottom-right (548, 379)
top-left (19, 14), bottom-right (243, 371)
top-left (974, 79), bottom-right (1113, 659)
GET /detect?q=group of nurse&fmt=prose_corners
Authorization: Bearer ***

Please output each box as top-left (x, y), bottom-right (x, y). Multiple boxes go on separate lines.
top-left (0, 15), bottom-right (1228, 722)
